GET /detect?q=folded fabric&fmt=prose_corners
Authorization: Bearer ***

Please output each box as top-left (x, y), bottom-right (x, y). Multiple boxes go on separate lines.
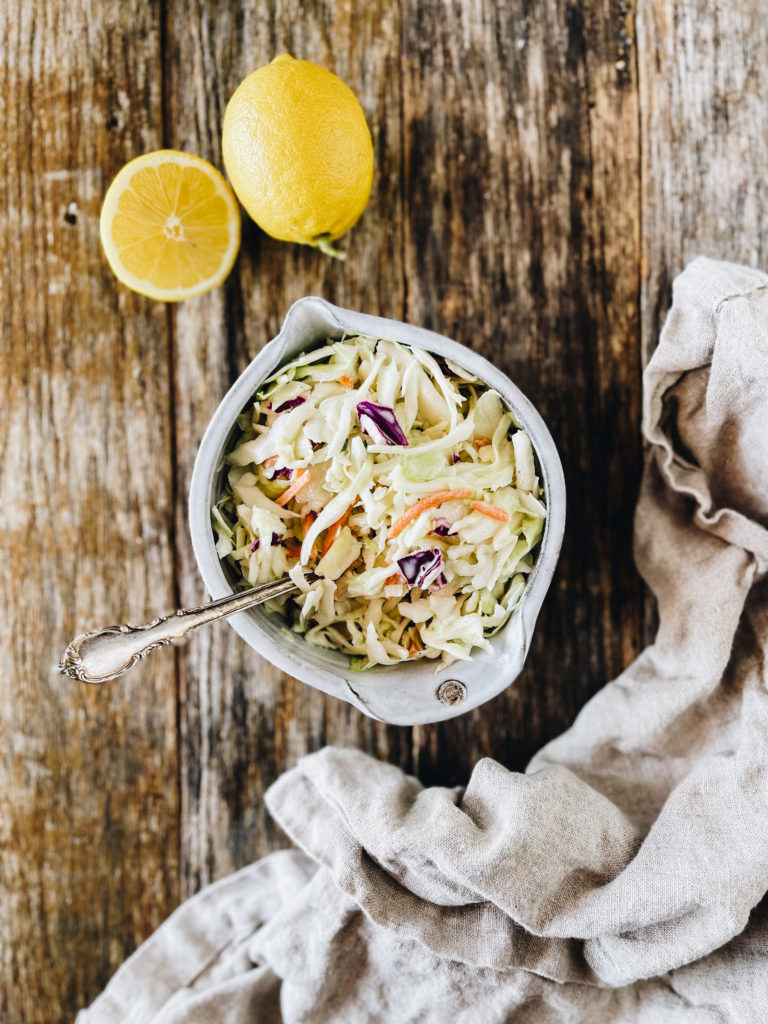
top-left (78, 257), bottom-right (768, 1024)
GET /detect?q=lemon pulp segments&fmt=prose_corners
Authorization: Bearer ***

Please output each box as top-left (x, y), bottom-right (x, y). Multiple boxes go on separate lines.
top-left (100, 151), bottom-right (241, 301)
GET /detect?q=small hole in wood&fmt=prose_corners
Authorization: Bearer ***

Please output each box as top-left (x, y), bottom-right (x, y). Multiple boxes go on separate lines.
top-left (64, 201), bottom-right (78, 226)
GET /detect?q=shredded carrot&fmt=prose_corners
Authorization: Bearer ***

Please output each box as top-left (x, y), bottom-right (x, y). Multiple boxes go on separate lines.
top-left (408, 636), bottom-right (421, 658)
top-left (338, 375), bottom-right (354, 389)
top-left (320, 505), bottom-right (353, 558)
top-left (475, 438), bottom-right (492, 448)
top-left (302, 512), bottom-right (317, 557)
top-left (471, 500), bottom-right (510, 523)
top-left (283, 545), bottom-right (302, 559)
top-left (385, 573), bottom-right (402, 586)
top-left (389, 490), bottom-right (473, 539)
top-left (263, 455), bottom-right (280, 468)
top-left (275, 469), bottom-right (310, 507)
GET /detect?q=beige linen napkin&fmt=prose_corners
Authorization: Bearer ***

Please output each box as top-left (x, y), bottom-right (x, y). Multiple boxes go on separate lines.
top-left (78, 257), bottom-right (768, 1024)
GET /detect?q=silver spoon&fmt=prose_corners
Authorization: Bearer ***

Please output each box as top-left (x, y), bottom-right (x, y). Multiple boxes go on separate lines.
top-left (60, 572), bottom-right (318, 684)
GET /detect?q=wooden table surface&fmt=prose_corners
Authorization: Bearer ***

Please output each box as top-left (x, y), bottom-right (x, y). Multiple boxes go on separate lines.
top-left (3, 1), bottom-right (767, 1020)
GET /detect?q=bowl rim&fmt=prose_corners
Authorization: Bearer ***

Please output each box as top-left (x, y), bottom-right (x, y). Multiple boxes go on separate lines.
top-left (188, 297), bottom-right (566, 725)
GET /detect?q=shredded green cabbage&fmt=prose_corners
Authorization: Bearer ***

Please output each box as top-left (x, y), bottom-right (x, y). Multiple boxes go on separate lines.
top-left (212, 335), bottom-right (547, 669)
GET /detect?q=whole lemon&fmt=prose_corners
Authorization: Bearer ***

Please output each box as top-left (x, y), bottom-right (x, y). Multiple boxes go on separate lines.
top-left (222, 54), bottom-right (374, 257)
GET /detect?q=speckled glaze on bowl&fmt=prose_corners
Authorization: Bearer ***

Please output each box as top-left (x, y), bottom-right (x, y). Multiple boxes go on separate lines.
top-left (189, 298), bottom-right (565, 725)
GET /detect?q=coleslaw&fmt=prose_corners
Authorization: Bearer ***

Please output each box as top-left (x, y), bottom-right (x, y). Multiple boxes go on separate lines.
top-left (212, 334), bottom-right (546, 668)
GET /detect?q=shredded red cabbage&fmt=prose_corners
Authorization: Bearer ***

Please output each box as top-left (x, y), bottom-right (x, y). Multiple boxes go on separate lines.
top-left (250, 533), bottom-right (282, 552)
top-left (356, 401), bottom-right (408, 446)
top-left (273, 395), bottom-right (306, 413)
top-left (397, 548), bottom-right (444, 588)
top-left (431, 518), bottom-right (455, 537)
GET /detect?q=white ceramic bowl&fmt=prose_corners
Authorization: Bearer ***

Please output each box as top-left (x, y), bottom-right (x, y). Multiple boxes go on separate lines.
top-left (189, 298), bottom-right (565, 725)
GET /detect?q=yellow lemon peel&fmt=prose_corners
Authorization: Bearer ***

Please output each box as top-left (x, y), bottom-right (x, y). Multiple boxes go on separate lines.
top-left (222, 54), bottom-right (373, 258)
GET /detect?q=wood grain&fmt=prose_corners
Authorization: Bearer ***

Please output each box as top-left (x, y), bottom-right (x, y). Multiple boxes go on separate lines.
top-left (163, 0), bottom-right (411, 894)
top-left (636, 0), bottom-right (768, 645)
top-left (401, 0), bottom-right (644, 784)
top-left (4, 0), bottom-right (767, 1020)
top-left (637, 0), bottom-right (768, 363)
top-left (0, 3), bottom-right (179, 1023)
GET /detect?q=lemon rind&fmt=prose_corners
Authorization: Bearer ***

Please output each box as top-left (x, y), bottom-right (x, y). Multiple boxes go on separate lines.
top-left (99, 150), bottom-right (241, 302)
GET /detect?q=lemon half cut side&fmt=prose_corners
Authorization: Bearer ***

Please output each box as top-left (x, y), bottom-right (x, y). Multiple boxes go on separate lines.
top-left (100, 150), bottom-right (241, 302)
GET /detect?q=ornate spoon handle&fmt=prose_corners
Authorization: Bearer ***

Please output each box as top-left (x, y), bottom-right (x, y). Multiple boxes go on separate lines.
top-left (60, 573), bottom-right (318, 684)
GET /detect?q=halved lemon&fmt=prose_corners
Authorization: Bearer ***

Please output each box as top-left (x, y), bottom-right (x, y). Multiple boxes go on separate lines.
top-left (100, 150), bottom-right (241, 302)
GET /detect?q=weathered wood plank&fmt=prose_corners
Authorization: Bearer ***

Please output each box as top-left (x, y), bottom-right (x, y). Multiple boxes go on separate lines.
top-left (0, 3), bottom-right (179, 1021)
top-left (163, 0), bottom-right (410, 893)
top-left (637, 0), bottom-right (768, 363)
top-left (14, 2), bottom-right (768, 1020)
top-left (400, 0), bottom-right (644, 782)
top-left (636, 0), bottom-right (768, 649)
top-left (167, 0), bottom-right (647, 889)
